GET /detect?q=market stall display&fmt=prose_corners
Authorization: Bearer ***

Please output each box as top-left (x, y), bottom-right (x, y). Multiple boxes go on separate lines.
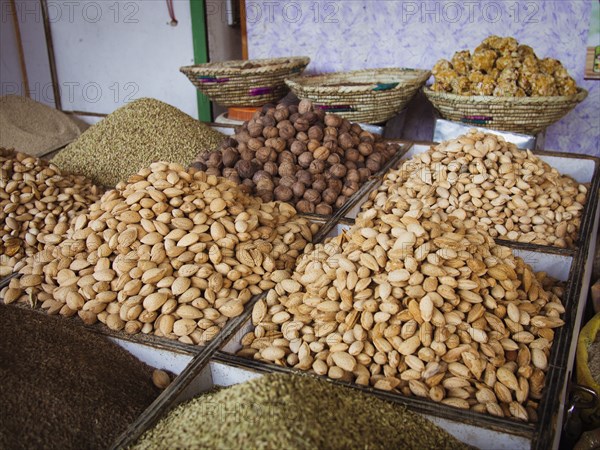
top-left (131, 372), bottom-right (470, 450)
top-left (3, 162), bottom-right (317, 347)
top-left (424, 35), bottom-right (587, 134)
top-left (0, 148), bottom-right (103, 277)
top-left (180, 56), bottom-right (310, 107)
top-left (285, 68), bottom-right (431, 124)
top-left (51, 98), bottom-right (226, 187)
top-left (194, 100), bottom-right (399, 215)
top-left (0, 95), bottom-right (82, 157)
top-left (0, 304), bottom-right (160, 450)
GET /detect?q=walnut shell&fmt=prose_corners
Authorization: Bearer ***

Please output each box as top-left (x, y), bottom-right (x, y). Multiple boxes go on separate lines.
top-left (263, 161), bottom-right (279, 176)
top-left (257, 189), bottom-right (274, 203)
top-left (277, 122), bottom-right (296, 140)
top-left (366, 154), bottom-right (383, 173)
top-left (350, 123), bottom-right (363, 135)
top-left (278, 161), bottom-right (296, 178)
top-left (279, 175), bottom-right (296, 188)
top-left (315, 203), bottom-right (333, 215)
top-left (327, 153), bottom-right (341, 165)
top-left (222, 147), bottom-right (239, 168)
top-left (307, 125), bottom-right (324, 141)
top-left (235, 129), bottom-right (251, 143)
top-left (359, 130), bottom-right (375, 143)
top-left (303, 189), bottom-right (321, 204)
top-left (296, 131), bottom-right (309, 142)
top-left (205, 151), bottom-right (222, 168)
top-left (239, 148), bottom-right (255, 161)
top-left (289, 113), bottom-right (300, 124)
top-left (296, 199), bottom-right (315, 214)
top-left (327, 178), bottom-right (343, 193)
top-left (324, 114), bottom-right (343, 128)
top-left (205, 167), bottom-right (221, 177)
top-left (248, 121), bottom-right (264, 138)
top-left (298, 99), bottom-right (313, 114)
top-left (262, 126), bottom-right (279, 139)
top-left (338, 132), bottom-right (354, 150)
top-left (358, 168), bottom-right (371, 182)
top-left (307, 140), bottom-right (321, 152)
top-left (296, 170), bottom-right (312, 186)
top-left (346, 169), bottom-right (360, 183)
top-left (274, 107), bottom-right (290, 122)
top-left (324, 127), bottom-right (338, 137)
top-left (290, 141), bottom-right (307, 156)
top-left (358, 142), bottom-right (373, 156)
top-left (313, 146), bottom-right (330, 161)
top-left (256, 178), bottom-right (275, 192)
top-left (294, 117), bottom-right (310, 132)
top-left (292, 181), bottom-right (306, 198)
top-left (262, 114), bottom-right (276, 127)
top-left (247, 137), bottom-right (264, 151)
top-left (322, 188), bottom-right (338, 205)
top-left (298, 152), bottom-right (313, 169)
top-left (236, 160), bottom-right (258, 179)
top-left (278, 151), bottom-right (295, 165)
top-left (335, 195), bottom-right (347, 209)
top-left (308, 159), bottom-right (326, 175)
top-left (345, 148), bottom-right (360, 162)
top-left (256, 147), bottom-right (272, 164)
top-left (312, 177), bottom-right (327, 193)
top-left (329, 163), bottom-right (347, 178)
top-left (303, 111), bottom-right (318, 124)
top-left (266, 137), bottom-right (286, 153)
top-left (252, 170), bottom-right (272, 184)
top-left (274, 185), bottom-right (293, 202)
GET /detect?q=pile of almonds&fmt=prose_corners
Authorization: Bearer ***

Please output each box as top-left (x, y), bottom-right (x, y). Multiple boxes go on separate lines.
top-left (194, 100), bottom-right (398, 215)
top-left (0, 148), bottom-right (103, 277)
top-left (362, 130), bottom-right (586, 248)
top-left (239, 179), bottom-right (565, 422)
top-left (2, 162), bottom-right (317, 346)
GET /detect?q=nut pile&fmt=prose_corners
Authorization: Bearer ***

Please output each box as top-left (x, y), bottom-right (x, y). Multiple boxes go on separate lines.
top-left (3, 162), bottom-right (317, 346)
top-left (132, 373), bottom-right (470, 450)
top-left (52, 98), bottom-right (226, 187)
top-left (1, 148), bottom-right (103, 277)
top-left (362, 130), bottom-right (585, 248)
top-left (194, 100), bottom-right (398, 215)
top-left (239, 201), bottom-right (565, 421)
top-left (432, 35), bottom-right (578, 96)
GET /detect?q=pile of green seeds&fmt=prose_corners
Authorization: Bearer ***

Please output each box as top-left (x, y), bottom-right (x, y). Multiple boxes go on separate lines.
top-left (52, 98), bottom-right (226, 187)
top-left (132, 373), bottom-right (470, 450)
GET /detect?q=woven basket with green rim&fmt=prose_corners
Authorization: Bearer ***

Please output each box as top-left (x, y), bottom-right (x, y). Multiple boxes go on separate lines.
top-left (285, 68), bottom-right (431, 124)
top-left (180, 56), bottom-right (310, 107)
top-left (423, 86), bottom-right (588, 135)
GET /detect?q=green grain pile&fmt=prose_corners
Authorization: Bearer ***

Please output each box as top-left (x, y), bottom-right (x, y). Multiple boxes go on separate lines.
top-left (52, 98), bottom-right (226, 187)
top-left (132, 373), bottom-right (470, 450)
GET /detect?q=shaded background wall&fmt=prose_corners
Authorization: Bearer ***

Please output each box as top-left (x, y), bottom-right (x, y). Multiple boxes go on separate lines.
top-left (246, 0), bottom-right (599, 155)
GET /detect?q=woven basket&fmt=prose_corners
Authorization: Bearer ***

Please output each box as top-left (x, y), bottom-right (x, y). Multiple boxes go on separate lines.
top-left (285, 68), bottom-right (431, 124)
top-left (424, 87), bottom-right (588, 135)
top-left (180, 57), bottom-right (310, 107)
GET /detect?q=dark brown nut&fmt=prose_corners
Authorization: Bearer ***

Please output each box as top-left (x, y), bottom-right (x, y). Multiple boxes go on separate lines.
top-left (235, 130), bottom-right (251, 143)
top-left (303, 189), bottom-right (321, 204)
top-left (290, 141), bottom-right (307, 156)
top-left (288, 105), bottom-right (299, 114)
top-left (294, 117), bottom-right (310, 132)
top-left (350, 123), bottom-right (363, 135)
top-left (322, 188), bottom-right (338, 205)
top-left (236, 160), bottom-right (258, 179)
top-left (278, 162), bottom-right (296, 178)
top-left (205, 151), bottom-right (222, 168)
top-left (327, 153), bottom-right (341, 165)
top-left (358, 142), bottom-right (373, 156)
top-left (296, 199), bottom-right (315, 214)
top-left (228, 173), bottom-right (241, 185)
top-left (309, 159), bottom-right (326, 175)
top-left (298, 152), bottom-right (313, 169)
top-left (340, 119), bottom-right (351, 132)
top-left (289, 113), bottom-right (300, 124)
top-left (279, 175), bottom-right (296, 188)
top-left (315, 203), bottom-right (333, 215)
top-left (257, 189), bottom-right (274, 203)
top-left (274, 185), bottom-right (293, 202)
top-left (253, 110), bottom-right (263, 119)
top-left (252, 170), bottom-right (271, 183)
top-left (274, 106), bottom-right (289, 122)
top-left (222, 147), bottom-right (239, 168)
top-left (265, 137), bottom-right (286, 153)
top-left (248, 121), bottom-right (264, 137)
top-left (307, 125), bottom-right (324, 141)
top-left (263, 126), bottom-right (279, 139)
top-left (224, 137), bottom-right (238, 148)
top-left (278, 151), bottom-right (295, 165)
top-left (313, 146), bottom-right (330, 161)
top-left (237, 142), bottom-right (248, 153)
top-left (324, 126), bottom-right (338, 137)
top-left (359, 130), bottom-right (375, 142)
top-left (335, 195), bottom-right (347, 209)
top-left (296, 170), bottom-right (312, 186)
top-left (303, 111), bottom-right (318, 124)
top-left (296, 131), bottom-right (309, 142)
top-left (223, 167), bottom-right (237, 178)
top-left (366, 153), bottom-right (383, 173)
top-left (345, 161), bottom-right (357, 171)
top-left (263, 105), bottom-right (276, 116)
top-left (262, 114), bottom-right (276, 127)
top-left (358, 167), bottom-right (371, 182)
top-left (239, 148), bottom-right (255, 161)
top-left (205, 167), bottom-right (221, 177)
top-left (323, 137), bottom-right (337, 148)
top-left (312, 177), bottom-right (327, 193)
top-left (338, 132), bottom-right (354, 150)
top-left (247, 137), bottom-right (264, 151)
top-left (346, 169), bottom-right (360, 183)
top-left (324, 114), bottom-right (343, 128)
top-left (263, 161), bottom-right (279, 176)
top-left (256, 178), bottom-right (275, 192)
top-left (292, 181), bottom-right (306, 198)
top-left (329, 163), bottom-right (347, 178)
top-left (192, 161), bottom-right (207, 172)
top-left (307, 140), bottom-right (321, 152)
top-left (277, 122), bottom-right (296, 140)
top-left (342, 181), bottom-right (359, 197)
top-left (298, 99), bottom-right (313, 114)
top-left (327, 178), bottom-right (343, 193)
top-left (345, 148), bottom-right (360, 162)
top-left (256, 147), bottom-right (272, 164)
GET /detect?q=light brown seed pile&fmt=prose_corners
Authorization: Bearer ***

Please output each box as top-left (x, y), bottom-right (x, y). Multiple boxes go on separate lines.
top-left (3, 162), bottom-right (317, 346)
top-left (132, 373), bottom-right (471, 450)
top-left (0, 148), bottom-right (103, 277)
top-left (361, 130), bottom-right (585, 247)
top-left (240, 186), bottom-right (565, 422)
top-left (51, 98), bottom-right (226, 187)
